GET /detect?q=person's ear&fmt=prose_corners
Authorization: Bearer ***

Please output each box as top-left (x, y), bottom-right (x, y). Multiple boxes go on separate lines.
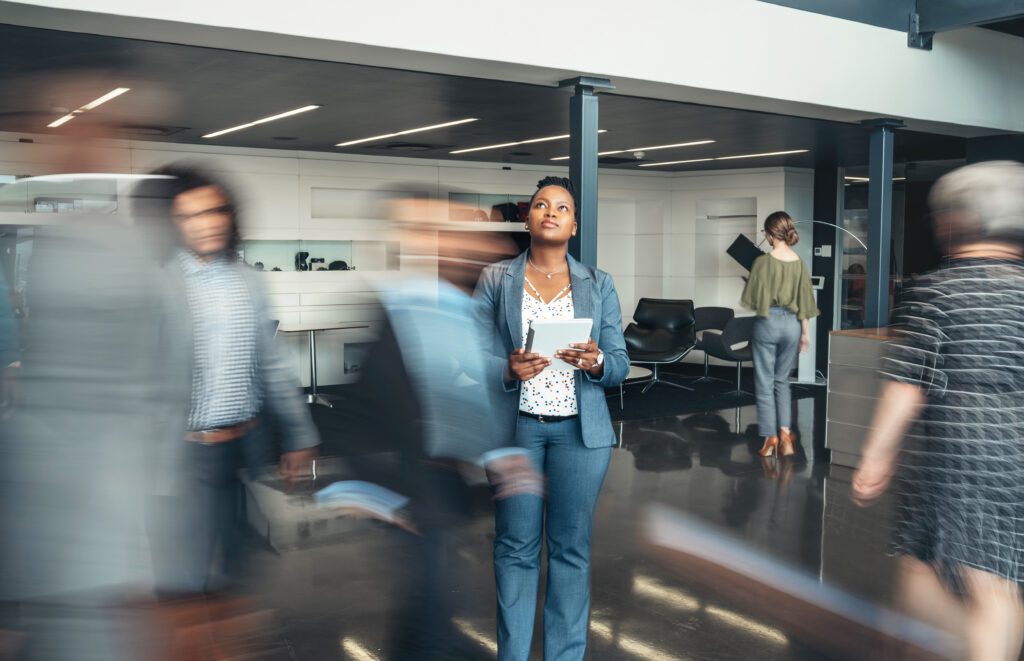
top-left (571, 221), bottom-right (577, 237)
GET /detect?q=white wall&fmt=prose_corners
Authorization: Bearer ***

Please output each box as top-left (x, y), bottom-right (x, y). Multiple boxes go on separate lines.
top-left (4, 0), bottom-right (1022, 135)
top-left (0, 133), bottom-right (817, 382)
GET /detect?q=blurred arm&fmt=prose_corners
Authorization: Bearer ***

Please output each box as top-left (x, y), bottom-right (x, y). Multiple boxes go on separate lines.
top-left (852, 381), bottom-right (925, 505)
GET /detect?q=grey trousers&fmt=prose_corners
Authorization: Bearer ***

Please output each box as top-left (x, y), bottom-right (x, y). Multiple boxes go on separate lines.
top-left (752, 308), bottom-right (801, 437)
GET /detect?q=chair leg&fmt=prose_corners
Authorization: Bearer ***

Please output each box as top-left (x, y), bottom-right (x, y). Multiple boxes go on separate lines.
top-left (693, 352), bottom-right (731, 385)
top-left (729, 362), bottom-right (754, 396)
top-left (640, 363), bottom-right (694, 394)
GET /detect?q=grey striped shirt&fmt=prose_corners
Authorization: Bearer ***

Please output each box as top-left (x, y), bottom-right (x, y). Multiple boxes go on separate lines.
top-left (178, 250), bottom-right (261, 430)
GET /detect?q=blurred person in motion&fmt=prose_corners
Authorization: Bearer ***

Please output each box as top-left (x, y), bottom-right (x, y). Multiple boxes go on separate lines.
top-left (0, 269), bottom-right (19, 415)
top-left (351, 189), bottom-right (541, 659)
top-left (853, 161), bottom-right (1024, 661)
top-left (475, 176), bottom-right (628, 660)
top-left (141, 165), bottom-right (319, 604)
top-left (2, 173), bottom-right (172, 660)
top-left (740, 211), bottom-right (819, 459)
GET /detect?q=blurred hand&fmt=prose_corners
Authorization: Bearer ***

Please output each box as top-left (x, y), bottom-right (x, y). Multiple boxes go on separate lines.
top-left (485, 454), bottom-right (544, 500)
top-left (509, 348), bottom-right (550, 381)
top-left (558, 337), bottom-right (602, 375)
top-left (852, 455), bottom-right (894, 506)
top-left (278, 447), bottom-right (318, 484)
top-left (799, 333), bottom-right (810, 353)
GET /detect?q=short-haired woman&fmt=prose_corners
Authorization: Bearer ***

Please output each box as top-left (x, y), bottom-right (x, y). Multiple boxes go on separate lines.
top-left (474, 176), bottom-right (628, 660)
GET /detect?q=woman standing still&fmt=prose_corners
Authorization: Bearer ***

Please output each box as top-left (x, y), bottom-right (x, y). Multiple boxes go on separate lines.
top-left (474, 176), bottom-right (628, 660)
top-left (740, 212), bottom-right (819, 457)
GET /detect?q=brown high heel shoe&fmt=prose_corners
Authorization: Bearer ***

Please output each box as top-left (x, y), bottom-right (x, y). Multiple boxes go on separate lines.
top-left (758, 436), bottom-right (778, 457)
top-left (779, 429), bottom-right (796, 457)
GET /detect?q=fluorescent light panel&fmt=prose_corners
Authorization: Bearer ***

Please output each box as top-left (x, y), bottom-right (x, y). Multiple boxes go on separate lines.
top-left (640, 149), bottom-right (808, 168)
top-left (336, 117), bottom-right (478, 147)
top-left (550, 138), bottom-right (714, 161)
top-left (47, 87), bottom-right (130, 128)
top-left (202, 104), bottom-right (321, 139)
top-left (451, 130), bottom-right (607, 155)
top-left (844, 176), bottom-right (906, 182)
top-left (638, 158), bottom-right (714, 167)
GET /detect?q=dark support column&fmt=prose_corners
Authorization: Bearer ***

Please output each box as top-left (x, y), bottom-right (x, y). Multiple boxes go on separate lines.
top-left (812, 165), bottom-right (840, 377)
top-left (862, 118), bottom-right (904, 328)
top-left (559, 76), bottom-right (614, 266)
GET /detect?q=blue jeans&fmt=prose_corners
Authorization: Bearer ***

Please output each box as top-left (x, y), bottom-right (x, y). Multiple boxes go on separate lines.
top-left (752, 307), bottom-right (801, 437)
top-left (494, 416), bottom-right (612, 661)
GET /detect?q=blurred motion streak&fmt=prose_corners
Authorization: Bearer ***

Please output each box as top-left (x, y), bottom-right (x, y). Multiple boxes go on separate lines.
top-left (643, 505), bottom-right (956, 660)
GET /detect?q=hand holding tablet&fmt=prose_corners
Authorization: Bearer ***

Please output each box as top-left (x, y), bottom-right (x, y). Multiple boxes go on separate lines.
top-left (525, 318), bottom-right (594, 372)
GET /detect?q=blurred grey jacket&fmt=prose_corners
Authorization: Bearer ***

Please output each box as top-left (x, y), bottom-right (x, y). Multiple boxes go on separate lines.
top-left (474, 251), bottom-right (629, 448)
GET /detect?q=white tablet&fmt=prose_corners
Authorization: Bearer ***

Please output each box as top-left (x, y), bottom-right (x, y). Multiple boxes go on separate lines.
top-left (525, 318), bottom-right (594, 371)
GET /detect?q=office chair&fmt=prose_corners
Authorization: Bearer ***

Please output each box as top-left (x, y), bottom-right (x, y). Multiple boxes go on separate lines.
top-left (623, 298), bottom-right (697, 394)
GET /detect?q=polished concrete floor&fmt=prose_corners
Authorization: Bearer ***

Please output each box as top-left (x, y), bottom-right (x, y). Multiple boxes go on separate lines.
top-left (246, 386), bottom-right (909, 660)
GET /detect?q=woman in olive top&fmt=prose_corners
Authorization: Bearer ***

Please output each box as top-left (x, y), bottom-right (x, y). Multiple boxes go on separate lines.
top-left (740, 211), bottom-right (820, 457)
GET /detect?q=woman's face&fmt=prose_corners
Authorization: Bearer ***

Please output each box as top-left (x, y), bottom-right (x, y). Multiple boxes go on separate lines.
top-left (526, 185), bottom-right (576, 246)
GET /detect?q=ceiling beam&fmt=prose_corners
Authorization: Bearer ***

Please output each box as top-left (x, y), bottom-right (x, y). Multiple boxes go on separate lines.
top-left (910, 0), bottom-right (1024, 49)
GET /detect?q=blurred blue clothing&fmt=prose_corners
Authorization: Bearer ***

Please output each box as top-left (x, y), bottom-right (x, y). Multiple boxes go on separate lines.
top-left (378, 277), bottom-right (504, 463)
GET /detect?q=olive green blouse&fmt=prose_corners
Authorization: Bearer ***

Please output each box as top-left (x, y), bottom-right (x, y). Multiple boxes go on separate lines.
top-left (740, 254), bottom-right (820, 320)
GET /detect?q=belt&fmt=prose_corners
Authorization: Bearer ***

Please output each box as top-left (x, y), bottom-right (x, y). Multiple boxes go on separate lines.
top-left (519, 411), bottom-right (579, 424)
top-left (184, 418), bottom-right (259, 444)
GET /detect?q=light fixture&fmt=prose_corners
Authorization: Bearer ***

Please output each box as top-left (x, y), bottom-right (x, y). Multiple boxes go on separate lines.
top-left (551, 139), bottom-right (714, 161)
top-left (18, 173), bottom-right (174, 183)
top-left (715, 149), bottom-right (809, 160)
top-left (451, 130), bottom-right (607, 155)
top-left (47, 87), bottom-right (130, 128)
top-left (638, 158), bottom-right (714, 168)
top-left (640, 149), bottom-right (808, 168)
top-left (844, 176), bottom-right (906, 182)
top-left (202, 104), bottom-right (321, 139)
top-left (336, 117), bottom-right (478, 147)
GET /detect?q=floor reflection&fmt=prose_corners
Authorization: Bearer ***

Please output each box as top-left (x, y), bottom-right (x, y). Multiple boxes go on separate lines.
top-left (248, 387), bottom-right (911, 660)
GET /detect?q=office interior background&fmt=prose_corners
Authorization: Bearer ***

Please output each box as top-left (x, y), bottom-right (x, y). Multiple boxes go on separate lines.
top-left (2, 1), bottom-right (1024, 659)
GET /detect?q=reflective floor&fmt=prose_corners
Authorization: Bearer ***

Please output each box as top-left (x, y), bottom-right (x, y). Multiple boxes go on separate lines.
top-left (250, 386), bottom-right (906, 660)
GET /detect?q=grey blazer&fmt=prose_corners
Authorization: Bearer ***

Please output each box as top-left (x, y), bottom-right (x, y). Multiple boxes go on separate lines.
top-left (474, 251), bottom-right (629, 448)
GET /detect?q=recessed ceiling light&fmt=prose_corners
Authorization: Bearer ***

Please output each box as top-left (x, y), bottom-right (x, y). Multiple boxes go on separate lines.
top-left (551, 139), bottom-right (714, 161)
top-left (451, 130), bottom-right (607, 155)
top-left (336, 117), bottom-right (478, 147)
top-left (47, 87), bottom-right (130, 128)
top-left (638, 158), bottom-right (714, 168)
top-left (714, 149), bottom-right (808, 160)
top-left (844, 176), bottom-right (906, 182)
top-left (202, 104), bottom-right (321, 139)
top-left (640, 149), bottom-right (809, 168)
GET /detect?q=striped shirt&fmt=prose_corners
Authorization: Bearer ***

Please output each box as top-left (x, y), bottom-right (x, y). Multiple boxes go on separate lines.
top-left (178, 250), bottom-right (261, 430)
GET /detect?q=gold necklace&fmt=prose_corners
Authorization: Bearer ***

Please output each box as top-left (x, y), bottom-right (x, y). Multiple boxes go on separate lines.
top-left (527, 256), bottom-right (567, 280)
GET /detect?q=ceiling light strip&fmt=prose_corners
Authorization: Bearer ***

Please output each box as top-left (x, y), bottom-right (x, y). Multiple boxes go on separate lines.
top-left (640, 149), bottom-right (808, 168)
top-left (336, 117), bottom-right (478, 147)
top-left (202, 104), bottom-right (321, 139)
top-left (47, 87), bottom-right (130, 128)
top-left (451, 130), bottom-right (607, 155)
top-left (551, 139), bottom-right (714, 161)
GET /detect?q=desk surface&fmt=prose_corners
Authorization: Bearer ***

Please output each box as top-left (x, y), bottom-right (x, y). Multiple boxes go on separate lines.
top-left (278, 322), bottom-right (370, 333)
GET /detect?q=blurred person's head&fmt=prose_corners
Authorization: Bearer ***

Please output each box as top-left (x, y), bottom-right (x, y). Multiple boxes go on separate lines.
top-left (142, 164), bottom-right (241, 262)
top-left (849, 263), bottom-right (865, 275)
top-left (379, 184), bottom-right (516, 292)
top-left (928, 161), bottom-right (1024, 255)
top-left (525, 176), bottom-right (577, 249)
top-left (764, 211), bottom-right (799, 247)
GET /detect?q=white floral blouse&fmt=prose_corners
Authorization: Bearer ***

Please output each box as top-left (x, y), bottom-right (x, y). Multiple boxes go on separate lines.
top-left (519, 278), bottom-right (579, 416)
